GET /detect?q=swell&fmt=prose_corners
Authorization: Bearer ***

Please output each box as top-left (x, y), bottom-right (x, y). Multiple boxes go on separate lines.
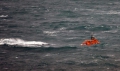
top-left (67, 24), bottom-right (117, 31)
top-left (0, 44), bottom-right (77, 53)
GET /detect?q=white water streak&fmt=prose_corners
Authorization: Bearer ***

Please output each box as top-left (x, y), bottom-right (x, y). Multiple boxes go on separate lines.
top-left (0, 38), bottom-right (49, 47)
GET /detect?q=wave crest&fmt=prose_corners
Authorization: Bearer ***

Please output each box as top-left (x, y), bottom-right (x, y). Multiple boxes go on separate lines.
top-left (0, 38), bottom-right (49, 47)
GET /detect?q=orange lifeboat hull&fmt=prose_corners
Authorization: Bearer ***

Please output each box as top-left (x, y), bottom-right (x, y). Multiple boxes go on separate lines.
top-left (81, 39), bottom-right (100, 46)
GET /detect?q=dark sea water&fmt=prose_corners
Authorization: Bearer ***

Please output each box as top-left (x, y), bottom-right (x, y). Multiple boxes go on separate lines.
top-left (1, 0), bottom-right (120, 71)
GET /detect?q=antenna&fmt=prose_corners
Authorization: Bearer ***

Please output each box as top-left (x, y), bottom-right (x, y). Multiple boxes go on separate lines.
top-left (91, 32), bottom-right (94, 40)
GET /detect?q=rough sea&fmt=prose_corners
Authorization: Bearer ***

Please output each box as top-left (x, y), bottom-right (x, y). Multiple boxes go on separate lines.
top-left (1, 0), bottom-right (120, 71)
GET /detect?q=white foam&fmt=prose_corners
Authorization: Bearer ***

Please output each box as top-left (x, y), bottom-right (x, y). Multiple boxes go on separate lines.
top-left (0, 15), bottom-right (8, 18)
top-left (0, 38), bottom-right (49, 47)
top-left (43, 31), bottom-right (59, 36)
top-left (97, 10), bottom-right (120, 15)
top-left (106, 11), bottom-right (120, 15)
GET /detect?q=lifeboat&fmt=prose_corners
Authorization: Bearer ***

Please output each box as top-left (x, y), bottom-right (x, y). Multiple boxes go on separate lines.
top-left (81, 35), bottom-right (100, 46)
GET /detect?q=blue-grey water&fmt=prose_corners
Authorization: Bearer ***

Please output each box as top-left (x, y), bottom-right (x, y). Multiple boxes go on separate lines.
top-left (1, 0), bottom-right (120, 71)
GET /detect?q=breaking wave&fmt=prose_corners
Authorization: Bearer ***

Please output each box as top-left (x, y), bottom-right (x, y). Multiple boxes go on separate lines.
top-left (0, 38), bottom-right (49, 47)
top-left (0, 38), bottom-right (77, 49)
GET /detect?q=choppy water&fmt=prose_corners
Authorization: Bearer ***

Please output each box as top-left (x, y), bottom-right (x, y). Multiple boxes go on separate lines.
top-left (1, 0), bottom-right (120, 71)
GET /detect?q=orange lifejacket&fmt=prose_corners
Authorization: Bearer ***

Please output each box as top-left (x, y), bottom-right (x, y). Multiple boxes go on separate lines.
top-left (81, 39), bottom-right (99, 46)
